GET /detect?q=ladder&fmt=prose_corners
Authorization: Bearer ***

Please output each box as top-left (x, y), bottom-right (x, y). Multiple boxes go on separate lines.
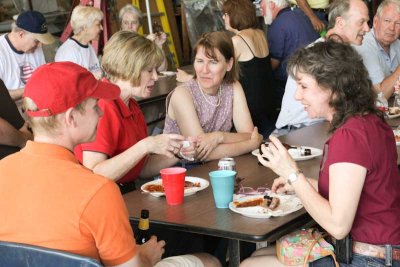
top-left (132, 0), bottom-right (180, 68)
top-left (60, 0), bottom-right (111, 54)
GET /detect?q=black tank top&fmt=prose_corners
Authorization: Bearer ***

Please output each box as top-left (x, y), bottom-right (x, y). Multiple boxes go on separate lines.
top-left (237, 35), bottom-right (277, 130)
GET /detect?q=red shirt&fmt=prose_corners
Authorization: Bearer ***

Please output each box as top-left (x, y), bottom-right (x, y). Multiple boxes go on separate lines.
top-left (75, 97), bottom-right (147, 184)
top-left (319, 114), bottom-right (400, 245)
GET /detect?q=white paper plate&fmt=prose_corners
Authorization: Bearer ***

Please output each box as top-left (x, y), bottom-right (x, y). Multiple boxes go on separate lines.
top-left (229, 194), bottom-right (303, 219)
top-left (393, 130), bottom-right (400, 146)
top-left (252, 146), bottom-right (323, 161)
top-left (141, 176), bottom-right (209, 197)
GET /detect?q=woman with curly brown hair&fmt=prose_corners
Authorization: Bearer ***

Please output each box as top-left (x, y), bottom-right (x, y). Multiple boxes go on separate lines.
top-left (243, 41), bottom-right (400, 266)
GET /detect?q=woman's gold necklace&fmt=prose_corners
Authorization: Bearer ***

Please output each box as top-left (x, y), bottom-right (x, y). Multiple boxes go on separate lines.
top-left (197, 80), bottom-right (222, 107)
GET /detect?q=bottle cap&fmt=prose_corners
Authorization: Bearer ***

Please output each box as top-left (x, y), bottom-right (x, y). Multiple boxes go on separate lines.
top-left (141, 209), bottom-right (149, 219)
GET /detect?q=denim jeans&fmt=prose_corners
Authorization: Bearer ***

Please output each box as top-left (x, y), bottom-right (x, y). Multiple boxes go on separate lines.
top-left (309, 254), bottom-right (400, 267)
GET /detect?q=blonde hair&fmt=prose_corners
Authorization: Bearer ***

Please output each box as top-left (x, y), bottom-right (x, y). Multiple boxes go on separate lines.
top-left (23, 97), bottom-right (87, 135)
top-left (102, 31), bottom-right (164, 86)
top-left (70, 6), bottom-right (103, 34)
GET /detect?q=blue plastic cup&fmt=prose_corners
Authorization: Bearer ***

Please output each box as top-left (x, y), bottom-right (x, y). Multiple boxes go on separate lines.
top-left (209, 170), bottom-right (236, 208)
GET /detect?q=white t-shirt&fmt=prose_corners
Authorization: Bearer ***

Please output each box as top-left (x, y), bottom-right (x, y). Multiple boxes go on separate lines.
top-left (55, 38), bottom-right (101, 75)
top-left (0, 34), bottom-right (46, 90)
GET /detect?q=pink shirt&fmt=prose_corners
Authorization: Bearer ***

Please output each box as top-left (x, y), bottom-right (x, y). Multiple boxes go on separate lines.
top-left (318, 114), bottom-right (400, 245)
top-left (164, 79), bottom-right (234, 134)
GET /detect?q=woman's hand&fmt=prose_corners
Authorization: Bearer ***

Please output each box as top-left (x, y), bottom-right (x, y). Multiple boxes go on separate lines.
top-left (138, 236), bottom-right (165, 266)
top-left (257, 135), bottom-right (299, 180)
top-left (271, 176), bottom-right (295, 194)
top-left (179, 136), bottom-right (197, 161)
top-left (249, 127), bottom-right (263, 147)
top-left (196, 132), bottom-right (223, 161)
top-left (144, 134), bottom-right (184, 158)
top-left (147, 32), bottom-right (167, 47)
top-left (176, 69), bottom-right (194, 83)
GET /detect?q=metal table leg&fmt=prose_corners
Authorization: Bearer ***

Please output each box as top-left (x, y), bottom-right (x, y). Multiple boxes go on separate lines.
top-left (228, 239), bottom-right (240, 267)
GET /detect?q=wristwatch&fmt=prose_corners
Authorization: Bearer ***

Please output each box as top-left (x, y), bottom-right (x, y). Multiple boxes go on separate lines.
top-left (287, 170), bottom-right (302, 185)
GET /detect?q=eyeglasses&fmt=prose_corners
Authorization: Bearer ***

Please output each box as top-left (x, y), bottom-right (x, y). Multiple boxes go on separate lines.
top-left (237, 185), bottom-right (271, 196)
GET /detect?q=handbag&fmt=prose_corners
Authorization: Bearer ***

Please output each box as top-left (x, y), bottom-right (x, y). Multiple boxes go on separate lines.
top-left (276, 228), bottom-right (339, 267)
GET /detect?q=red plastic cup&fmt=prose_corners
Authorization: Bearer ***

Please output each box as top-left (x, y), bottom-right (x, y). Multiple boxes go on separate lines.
top-left (160, 167), bottom-right (186, 205)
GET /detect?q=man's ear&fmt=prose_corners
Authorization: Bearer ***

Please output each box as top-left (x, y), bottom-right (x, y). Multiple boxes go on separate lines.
top-left (18, 30), bottom-right (25, 39)
top-left (336, 16), bottom-right (345, 29)
top-left (372, 15), bottom-right (378, 28)
top-left (65, 108), bottom-right (77, 128)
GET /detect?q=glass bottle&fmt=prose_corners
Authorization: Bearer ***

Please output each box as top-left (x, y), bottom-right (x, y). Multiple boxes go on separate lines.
top-left (136, 209), bottom-right (150, 244)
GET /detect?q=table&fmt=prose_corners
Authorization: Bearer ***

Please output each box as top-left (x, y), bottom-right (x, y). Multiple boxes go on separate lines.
top-left (123, 122), bottom-right (331, 266)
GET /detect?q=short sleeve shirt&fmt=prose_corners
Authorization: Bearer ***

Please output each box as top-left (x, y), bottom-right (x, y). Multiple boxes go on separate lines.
top-left (0, 34), bottom-right (46, 90)
top-left (353, 29), bottom-right (400, 86)
top-left (55, 38), bottom-right (101, 74)
top-left (268, 7), bottom-right (319, 81)
top-left (318, 114), bottom-right (400, 244)
top-left (0, 142), bottom-right (136, 266)
top-left (75, 91), bottom-right (148, 184)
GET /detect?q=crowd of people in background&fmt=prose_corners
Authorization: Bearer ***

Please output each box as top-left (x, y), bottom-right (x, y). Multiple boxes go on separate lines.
top-left (0, 0), bottom-right (399, 266)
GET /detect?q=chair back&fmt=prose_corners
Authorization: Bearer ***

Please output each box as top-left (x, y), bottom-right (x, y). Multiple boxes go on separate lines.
top-left (0, 241), bottom-right (103, 267)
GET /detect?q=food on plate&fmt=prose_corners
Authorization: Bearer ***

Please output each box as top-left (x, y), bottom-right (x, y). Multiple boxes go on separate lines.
top-left (184, 181), bottom-right (201, 188)
top-left (233, 196), bottom-right (280, 210)
top-left (145, 184), bottom-right (164, 192)
top-left (265, 195), bottom-right (280, 210)
top-left (144, 181), bottom-right (200, 192)
top-left (234, 197), bottom-right (265, 208)
top-left (389, 107), bottom-right (400, 115)
top-left (259, 142), bottom-right (311, 157)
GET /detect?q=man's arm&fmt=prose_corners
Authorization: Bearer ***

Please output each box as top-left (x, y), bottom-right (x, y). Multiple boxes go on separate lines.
top-left (296, 0), bottom-right (325, 32)
top-left (0, 118), bottom-right (31, 147)
top-left (374, 65), bottom-right (400, 99)
top-left (8, 88), bottom-right (24, 101)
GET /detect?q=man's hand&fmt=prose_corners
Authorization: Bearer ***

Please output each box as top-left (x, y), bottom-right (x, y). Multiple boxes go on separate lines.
top-left (310, 15), bottom-right (325, 33)
top-left (138, 236), bottom-right (165, 266)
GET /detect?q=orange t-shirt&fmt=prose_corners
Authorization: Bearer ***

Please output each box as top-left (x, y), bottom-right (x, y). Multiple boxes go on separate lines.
top-left (0, 141), bottom-right (136, 266)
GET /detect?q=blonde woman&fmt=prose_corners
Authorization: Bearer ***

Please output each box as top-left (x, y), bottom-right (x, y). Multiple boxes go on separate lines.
top-left (74, 31), bottom-right (187, 194)
top-left (55, 5), bottom-right (103, 78)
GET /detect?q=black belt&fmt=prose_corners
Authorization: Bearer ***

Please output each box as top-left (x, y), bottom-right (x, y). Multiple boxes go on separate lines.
top-left (280, 124), bottom-right (304, 131)
top-left (117, 181), bottom-right (136, 195)
top-left (311, 8), bottom-right (327, 13)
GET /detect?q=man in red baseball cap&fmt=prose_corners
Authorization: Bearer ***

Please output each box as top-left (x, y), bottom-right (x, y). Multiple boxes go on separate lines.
top-left (0, 61), bottom-right (219, 267)
top-left (0, 10), bottom-right (55, 101)
top-left (0, 62), bottom-right (165, 266)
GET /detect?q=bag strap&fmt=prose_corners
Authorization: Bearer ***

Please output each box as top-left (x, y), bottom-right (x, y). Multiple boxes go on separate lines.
top-left (303, 232), bottom-right (339, 267)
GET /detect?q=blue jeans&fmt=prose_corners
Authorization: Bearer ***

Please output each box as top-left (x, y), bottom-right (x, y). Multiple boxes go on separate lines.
top-left (309, 254), bottom-right (400, 267)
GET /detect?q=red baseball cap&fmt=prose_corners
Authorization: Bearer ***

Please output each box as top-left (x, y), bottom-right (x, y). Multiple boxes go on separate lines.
top-left (24, 62), bottom-right (120, 117)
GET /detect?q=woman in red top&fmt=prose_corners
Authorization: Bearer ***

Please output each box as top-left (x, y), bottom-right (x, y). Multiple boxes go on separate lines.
top-left (74, 31), bottom-right (187, 194)
top-left (242, 41), bottom-right (400, 266)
